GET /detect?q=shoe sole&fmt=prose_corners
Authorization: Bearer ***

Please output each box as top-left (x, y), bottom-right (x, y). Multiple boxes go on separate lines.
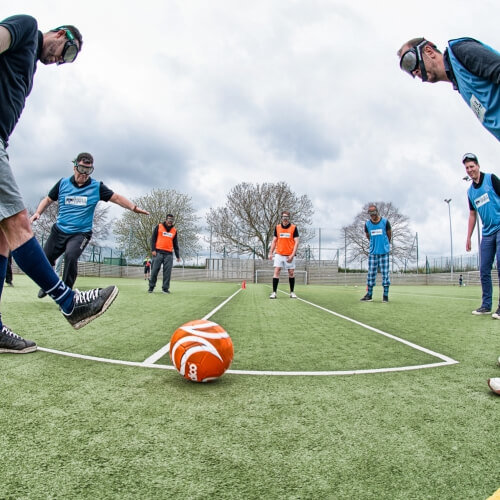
top-left (72, 286), bottom-right (119, 330)
top-left (492, 314), bottom-right (500, 319)
top-left (0, 345), bottom-right (37, 354)
top-left (472, 311), bottom-right (491, 315)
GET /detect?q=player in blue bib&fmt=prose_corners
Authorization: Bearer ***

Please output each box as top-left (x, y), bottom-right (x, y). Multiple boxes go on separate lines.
top-left (463, 153), bottom-right (500, 317)
top-left (360, 205), bottom-right (392, 303)
top-left (31, 152), bottom-right (149, 296)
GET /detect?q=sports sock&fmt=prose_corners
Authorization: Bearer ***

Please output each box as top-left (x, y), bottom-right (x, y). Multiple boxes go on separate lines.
top-left (0, 254), bottom-right (7, 327)
top-left (12, 237), bottom-right (74, 313)
top-left (383, 286), bottom-right (389, 296)
top-left (272, 277), bottom-right (279, 292)
top-left (289, 276), bottom-right (295, 292)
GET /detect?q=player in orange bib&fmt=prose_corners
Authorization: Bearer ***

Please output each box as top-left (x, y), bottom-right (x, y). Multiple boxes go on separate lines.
top-left (268, 210), bottom-right (300, 299)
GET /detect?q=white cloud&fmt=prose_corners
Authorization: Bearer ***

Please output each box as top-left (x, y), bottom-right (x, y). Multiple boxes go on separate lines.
top-left (3, 0), bottom-right (500, 261)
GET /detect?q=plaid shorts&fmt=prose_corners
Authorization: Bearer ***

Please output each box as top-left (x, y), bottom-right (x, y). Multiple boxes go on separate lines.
top-left (0, 140), bottom-right (26, 222)
top-left (367, 253), bottom-right (390, 287)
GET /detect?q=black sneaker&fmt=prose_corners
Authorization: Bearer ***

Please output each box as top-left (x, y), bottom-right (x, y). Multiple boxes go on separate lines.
top-left (38, 288), bottom-right (47, 299)
top-left (0, 325), bottom-right (37, 354)
top-left (492, 307), bottom-right (500, 320)
top-left (472, 307), bottom-right (491, 315)
top-left (360, 294), bottom-right (372, 302)
top-left (383, 295), bottom-right (389, 303)
top-left (62, 286), bottom-right (119, 330)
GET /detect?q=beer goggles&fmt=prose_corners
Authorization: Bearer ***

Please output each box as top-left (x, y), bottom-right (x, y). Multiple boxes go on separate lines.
top-left (462, 153), bottom-right (478, 163)
top-left (399, 40), bottom-right (429, 79)
top-left (74, 162), bottom-right (94, 175)
top-left (52, 26), bottom-right (79, 64)
top-left (281, 215), bottom-right (290, 220)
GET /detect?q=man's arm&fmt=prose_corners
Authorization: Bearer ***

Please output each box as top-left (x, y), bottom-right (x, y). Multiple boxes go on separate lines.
top-left (30, 196), bottom-right (54, 223)
top-left (268, 236), bottom-right (277, 260)
top-left (173, 233), bottom-right (180, 261)
top-left (0, 26), bottom-right (12, 55)
top-left (109, 193), bottom-right (149, 215)
top-left (466, 210), bottom-right (477, 252)
top-left (151, 226), bottom-right (158, 257)
top-left (452, 39), bottom-right (500, 84)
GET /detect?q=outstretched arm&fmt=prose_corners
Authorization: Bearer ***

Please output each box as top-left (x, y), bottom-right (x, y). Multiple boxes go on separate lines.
top-left (30, 197), bottom-right (54, 223)
top-left (109, 193), bottom-right (149, 215)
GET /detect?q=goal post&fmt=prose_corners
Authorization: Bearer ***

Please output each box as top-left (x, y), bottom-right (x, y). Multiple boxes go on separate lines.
top-left (255, 269), bottom-right (307, 285)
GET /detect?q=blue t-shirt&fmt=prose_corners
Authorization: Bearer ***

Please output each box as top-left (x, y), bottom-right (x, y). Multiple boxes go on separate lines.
top-left (0, 15), bottom-right (40, 145)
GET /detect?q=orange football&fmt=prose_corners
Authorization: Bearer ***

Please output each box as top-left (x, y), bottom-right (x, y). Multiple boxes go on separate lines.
top-left (169, 319), bottom-right (234, 382)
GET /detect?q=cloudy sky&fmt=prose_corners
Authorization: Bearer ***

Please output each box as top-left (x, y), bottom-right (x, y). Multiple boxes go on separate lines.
top-left (4, 0), bottom-right (500, 263)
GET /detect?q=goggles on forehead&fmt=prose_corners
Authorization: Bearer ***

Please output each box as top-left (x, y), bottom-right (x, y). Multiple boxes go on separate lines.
top-left (462, 153), bottom-right (478, 163)
top-left (52, 26), bottom-right (79, 65)
top-left (399, 40), bottom-right (429, 80)
top-left (74, 161), bottom-right (94, 175)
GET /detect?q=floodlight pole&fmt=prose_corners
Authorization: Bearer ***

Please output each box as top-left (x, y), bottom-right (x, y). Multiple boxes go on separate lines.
top-left (444, 199), bottom-right (453, 282)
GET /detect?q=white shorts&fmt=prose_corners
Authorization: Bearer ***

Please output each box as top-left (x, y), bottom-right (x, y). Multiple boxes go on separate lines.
top-left (273, 253), bottom-right (295, 269)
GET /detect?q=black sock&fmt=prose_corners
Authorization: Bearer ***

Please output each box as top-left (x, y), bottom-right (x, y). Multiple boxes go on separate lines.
top-left (273, 278), bottom-right (279, 292)
top-left (289, 277), bottom-right (295, 292)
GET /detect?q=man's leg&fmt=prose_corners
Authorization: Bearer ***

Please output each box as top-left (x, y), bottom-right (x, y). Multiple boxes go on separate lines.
top-left (63, 233), bottom-right (90, 289)
top-left (5, 252), bottom-right (12, 285)
top-left (479, 234), bottom-right (495, 311)
top-left (162, 253), bottom-right (173, 292)
top-left (380, 253), bottom-right (390, 301)
top-left (492, 231), bottom-right (500, 318)
top-left (149, 254), bottom-right (163, 292)
top-left (0, 229), bottom-right (37, 353)
top-left (361, 254), bottom-right (377, 301)
top-left (37, 224), bottom-right (66, 298)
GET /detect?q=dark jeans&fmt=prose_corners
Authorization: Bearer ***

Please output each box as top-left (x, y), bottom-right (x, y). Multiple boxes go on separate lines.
top-left (479, 229), bottom-right (500, 309)
top-left (43, 224), bottom-right (91, 289)
top-left (149, 252), bottom-right (173, 292)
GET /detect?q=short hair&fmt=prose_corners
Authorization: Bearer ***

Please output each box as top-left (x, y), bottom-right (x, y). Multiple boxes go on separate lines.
top-left (368, 204), bottom-right (378, 213)
top-left (75, 152), bottom-right (93, 164)
top-left (166, 213), bottom-right (174, 219)
top-left (397, 37), bottom-right (440, 57)
top-left (281, 210), bottom-right (290, 217)
top-left (52, 25), bottom-right (83, 50)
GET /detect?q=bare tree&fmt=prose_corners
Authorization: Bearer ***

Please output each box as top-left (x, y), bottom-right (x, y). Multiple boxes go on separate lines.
top-left (29, 201), bottom-right (111, 246)
top-left (342, 201), bottom-right (415, 269)
top-left (114, 188), bottom-right (201, 260)
top-left (207, 182), bottom-right (314, 260)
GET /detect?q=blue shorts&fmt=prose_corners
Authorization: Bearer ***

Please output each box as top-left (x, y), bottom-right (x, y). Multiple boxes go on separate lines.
top-left (0, 140), bottom-right (25, 222)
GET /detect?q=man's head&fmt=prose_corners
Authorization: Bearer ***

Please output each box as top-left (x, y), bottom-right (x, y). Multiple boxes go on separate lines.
top-left (165, 214), bottom-right (174, 226)
top-left (368, 205), bottom-right (380, 221)
top-left (40, 25), bottom-right (82, 65)
top-left (462, 153), bottom-right (480, 182)
top-left (73, 152), bottom-right (94, 185)
top-left (398, 37), bottom-right (447, 83)
top-left (281, 211), bottom-right (291, 225)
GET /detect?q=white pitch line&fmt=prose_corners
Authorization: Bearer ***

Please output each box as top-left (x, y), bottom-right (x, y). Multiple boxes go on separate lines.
top-left (291, 292), bottom-right (457, 365)
top-left (142, 287), bottom-right (243, 365)
top-left (37, 286), bottom-right (459, 375)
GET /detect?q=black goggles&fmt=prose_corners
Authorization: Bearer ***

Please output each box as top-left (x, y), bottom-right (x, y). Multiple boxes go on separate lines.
top-left (462, 153), bottom-right (478, 163)
top-left (52, 27), bottom-right (79, 64)
top-left (74, 163), bottom-right (94, 175)
top-left (399, 40), bottom-right (428, 77)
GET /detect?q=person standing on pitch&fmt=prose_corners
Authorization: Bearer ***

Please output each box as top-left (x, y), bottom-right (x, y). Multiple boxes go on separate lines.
top-left (268, 211), bottom-right (300, 299)
top-left (31, 152), bottom-right (149, 297)
top-left (0, 15), bottom-right (118, 354)
top-left (143, 256), bottom-right (151, 280)
top-left (148, 214), bottom-right (180, 294)
top-left (360, 205), bottom-right (392, 303)
top-left (463, 153), bottom-right (500, 318)
top-left (397, 37), bottom-right (500, 141)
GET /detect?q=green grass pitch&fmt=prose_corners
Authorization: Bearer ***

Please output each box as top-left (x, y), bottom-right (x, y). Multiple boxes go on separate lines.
top-left (1, 276), bottom-right (499, 499)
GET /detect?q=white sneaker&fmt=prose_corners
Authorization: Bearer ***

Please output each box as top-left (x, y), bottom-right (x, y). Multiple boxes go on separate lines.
top-left (289, 292), bottom-right (297, 299)
top-left (269, 292), bottom-right (277, 299)
top-left (487, 377), bottom-right (500, 395)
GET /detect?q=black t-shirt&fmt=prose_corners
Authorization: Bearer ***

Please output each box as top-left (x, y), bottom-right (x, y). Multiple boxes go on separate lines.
top-left (0, 15), bottom-right (40, 145)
